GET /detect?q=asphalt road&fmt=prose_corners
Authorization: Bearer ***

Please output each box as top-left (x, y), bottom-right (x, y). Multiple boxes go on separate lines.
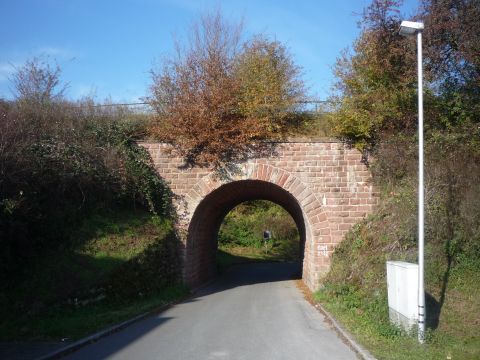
top-left (64, 262), bottom-right (359, 360)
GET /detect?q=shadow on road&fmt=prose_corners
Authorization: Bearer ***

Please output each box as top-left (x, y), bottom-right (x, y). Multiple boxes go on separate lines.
top-left (195, 261), bottom-right (302, 297)
top-left (63, 261), bottom-right (302, 360)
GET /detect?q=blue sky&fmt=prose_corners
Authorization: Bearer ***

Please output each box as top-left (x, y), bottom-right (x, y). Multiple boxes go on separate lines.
top-left (0, 0), bottom-right (419, 102)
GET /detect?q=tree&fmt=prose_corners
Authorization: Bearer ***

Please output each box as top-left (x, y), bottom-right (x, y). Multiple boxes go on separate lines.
top-left (329, 0), bottom-right (418, 152)
top-left (421, 0), bottom-right (480, 130)
top-left (10, 57), bottom-right (67, 105)
top-left (330, 0), bottom-right (480, 152)
top-left (235, 36), bottom-right (305, 134)
top-left (148, 12), bottom-right (305, 167)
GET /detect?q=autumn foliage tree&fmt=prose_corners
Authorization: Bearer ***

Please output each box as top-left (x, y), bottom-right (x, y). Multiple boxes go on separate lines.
top-left (329, 0), bottom-right (419, 152)
top-left (149, 12), bottom-right (305, 167)
top-left (330, 0), bottom-right (480, 153)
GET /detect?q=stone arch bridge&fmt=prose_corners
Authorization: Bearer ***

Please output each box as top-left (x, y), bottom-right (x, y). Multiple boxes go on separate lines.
top-left (140, 141), bottom-right (377, 291)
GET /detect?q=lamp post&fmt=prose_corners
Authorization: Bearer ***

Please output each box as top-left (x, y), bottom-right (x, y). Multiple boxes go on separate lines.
top-left (399, 20), bottom-right (425, 343)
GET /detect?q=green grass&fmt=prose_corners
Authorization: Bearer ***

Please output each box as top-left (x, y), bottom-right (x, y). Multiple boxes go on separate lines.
top-left (1, 209), bottom-right (185, 341)
top-left (313, 213), bottom-right (480, 359)
top-left (0, 285), bottom-right (188, 341)
top-left (217, 239), bottom-right (300, 269)
top-left (314, 261), bottom-right (480, 360)
top-left (217, 200), bottom-right (301, 273)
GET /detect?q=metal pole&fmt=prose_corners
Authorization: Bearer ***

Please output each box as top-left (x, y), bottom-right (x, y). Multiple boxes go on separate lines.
top-left (417, 30), bottom-right (425, 343)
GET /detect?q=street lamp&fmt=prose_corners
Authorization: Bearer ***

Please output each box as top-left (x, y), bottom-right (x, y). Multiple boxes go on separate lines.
top-left (399, 20), bottom-right (425, 343)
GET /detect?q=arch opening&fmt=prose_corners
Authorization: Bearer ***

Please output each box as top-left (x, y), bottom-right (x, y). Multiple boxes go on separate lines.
top-left (217, 200), bottom-right (302, 265)
top-left (185, 180), bottom-right (310, 287)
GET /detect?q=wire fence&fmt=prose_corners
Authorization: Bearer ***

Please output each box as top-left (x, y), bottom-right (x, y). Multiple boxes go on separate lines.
top-left (87, 99), bottom-right (333, 114)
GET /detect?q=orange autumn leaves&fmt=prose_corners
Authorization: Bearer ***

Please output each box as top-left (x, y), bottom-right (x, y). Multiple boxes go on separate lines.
top-left (148, 12), bottom-right (305, 168)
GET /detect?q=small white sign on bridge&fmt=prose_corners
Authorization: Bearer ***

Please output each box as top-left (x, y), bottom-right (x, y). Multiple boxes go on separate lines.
top-left (317, 244), bottom-right (328, 257)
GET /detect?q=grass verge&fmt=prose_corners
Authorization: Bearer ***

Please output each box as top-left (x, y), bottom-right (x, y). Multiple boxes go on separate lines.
top-left (1, 209), bottom-right (186, 341)
top-left (314, 283), bottom-right (480, 360)
top-left (1, 285), bottom-right (188, 341)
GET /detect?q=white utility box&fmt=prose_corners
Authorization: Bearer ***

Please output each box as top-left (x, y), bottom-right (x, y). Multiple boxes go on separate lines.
top-left (386, 261), bottom-right (418, 331)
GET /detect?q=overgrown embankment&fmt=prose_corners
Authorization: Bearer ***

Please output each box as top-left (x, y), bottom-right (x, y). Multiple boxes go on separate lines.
top-left (318, 1), bottom-right (480, 358)
top-left (0, 62), bottom-right (184, 340)
top-left (1, 210), bottom-right (185, 340)
top-left (315, 138), bottom-right (480, 359)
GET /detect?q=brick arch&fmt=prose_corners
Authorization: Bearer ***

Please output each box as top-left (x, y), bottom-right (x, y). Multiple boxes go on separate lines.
top-left (183, 163), bottom-right (330, 289)
top-left (140, 141), bottom-right (378, 291)
top-left (185, 163), bottom-right (327, 226)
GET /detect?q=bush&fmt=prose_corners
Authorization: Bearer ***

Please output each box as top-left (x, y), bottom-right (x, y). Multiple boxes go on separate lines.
top-left (0, 59), bottom-right (172, 290)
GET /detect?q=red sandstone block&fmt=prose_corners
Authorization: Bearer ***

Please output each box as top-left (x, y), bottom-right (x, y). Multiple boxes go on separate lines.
top-left (318, 235), bottom-right (331, 242)
top-left (332, 198), bottom-right (350, 205)
top-left (274, 168), bottom-right (286, 182)
top-left (350, 211), bottom-right (367, 217)
top-left (252, 164), bottom-right (259, 179)
top-left (317, 221), bottom-right (329, 229)
top-left (292, 184), bottom-right (306, 197)
top-left (339, 223), bottom-right (353, 231)
top-left (277, 173), bottom-right (289, 187)
top-left (315, 228), bottom-right (331, 236)
top-left (346, 154), bottom-right (361, 161)
top-left (302, 193), bottom-right (316, 206)
top-left (343, 217), bottom-right (360, 223)
top-left (318, 212), bottom-right (327, 222)
top-left (357, 205), bottom-right (372, 212)
top-left (331, 235), bottom-right (344, 244)
top-left (283, 175), bottom-right (296, 189)
top-left (308, 207), bottom-right (323, 218)
top-left (311, 215), bottom-right (321, 224)
top-left (262, 164), bottom-right (269, 180)
top-left (329, 223), bottom-right (339, 230)
top-left (286, 178), bottom-right (300, 191)
top-left (257, 164), bottom-right (264, 180)
top-left (265, 165), bottom-right (273, 180)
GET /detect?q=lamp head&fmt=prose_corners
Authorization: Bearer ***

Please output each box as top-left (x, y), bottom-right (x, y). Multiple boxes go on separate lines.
top-left (399, 20), bottom-right (424, 36)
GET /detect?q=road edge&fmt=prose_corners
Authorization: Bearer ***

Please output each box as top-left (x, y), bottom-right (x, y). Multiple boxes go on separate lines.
top-left (34, 293), bottom-right (191, 360)
top-left (313, 302), bottom-right (377, 360)
top-left (34, 264), bottom-right (256, 360)
top-left (294, 280), bottom-right (376, 360)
